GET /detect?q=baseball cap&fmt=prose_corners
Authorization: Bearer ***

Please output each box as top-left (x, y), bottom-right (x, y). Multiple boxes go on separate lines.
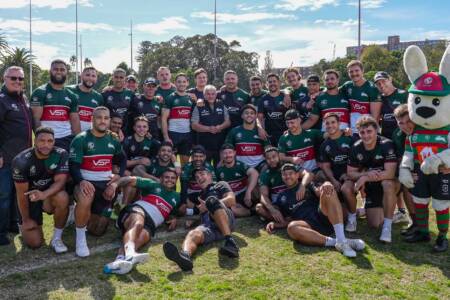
top-left (143, 77), bottom-right (159, 86)
top-left (241, 104), bottom-right (257, 114)
top-left (409, 72), bottom-right (450, 96)
top-left (307, 74), bottom-right (320, 83)
top-left (190, 145), bottom-right (206, 155)
top-left (193, 166), bottom-right (210, 176)
top-left (220, 143), bottom-right (235, 151)
top-left (373, 71), bottom-right (390, 83)
top-left (285, 109), bottom-right (300, 121)
top-left (281, 163), bottom-right (298, 172)
top-left (127, 74), bottom-right (137, 82)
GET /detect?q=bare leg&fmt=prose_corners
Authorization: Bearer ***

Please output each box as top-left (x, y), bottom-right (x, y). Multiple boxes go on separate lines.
top-left (287, 221), bottom-right (326, 246)
top-left (182, 229), bottom-right (205, 256)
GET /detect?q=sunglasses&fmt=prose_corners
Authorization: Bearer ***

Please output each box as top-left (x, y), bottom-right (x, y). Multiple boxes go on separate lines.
top-left (7, 76), bottom-right (25, 82)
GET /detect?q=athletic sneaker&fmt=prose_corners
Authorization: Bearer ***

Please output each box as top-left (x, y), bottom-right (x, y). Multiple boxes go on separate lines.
top-left (401, 223), bottom-right (419, 236)
top-left (51, 238), bottom-right (68, 254)
top-left (347, 238), bottom-right (365, 251)
top-left (404, 231), bottom-right (431, 243)
top-left (76, 239), bottom-right (90, 257)
top-left (393, 211), bottom-right (410, 224)
top-left (335, 241), bottom-right (357, 257)
top-left (219, 236), bottom-right (239, 258)
top-left (345, 220), bottom-right (357, 232)
top-left (379, 227), bottom-right (392, 243)
top-left (163, 241), bottom-right (193, 271)
top-left (103, 259), bottom-right (133, 275)
top-left (125, 252), bottom-right (149, 265)
top-left (433, 236), bottom-right (448, 252)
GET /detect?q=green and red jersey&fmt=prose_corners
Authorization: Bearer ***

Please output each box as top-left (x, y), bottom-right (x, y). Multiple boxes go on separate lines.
top-left (258, 166), bottom-right (287, 202)
top-left (311, 91), bottom-right (350, 131)
top-left (215, 160), bottom-right (250, 195)
top-left (31, 83), bottom-right (78, 139)
top-left (163, 92), bottom-right (193, 133)
top-left (405, 125), bottom-right (450, 166)
top-left (134, 177), bottom-right (180, 227)
top-left (278, 129), bottom-right (323, 171)
top-left (156, 85), bottom-right (176, 102)
top-left (340, 80), bottom-right (381, 133)
top-left (145, 158), bottom-right (175, 178)
top-left (69, 130), bottom-right (123, 181)
top-left (67, 85), bottom-right (104, 132)
top-left (225, 125), bottom-right (270, 168)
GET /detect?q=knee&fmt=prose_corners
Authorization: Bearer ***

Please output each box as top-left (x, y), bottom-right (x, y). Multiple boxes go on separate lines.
top-left (255, 203), bottom-right (264, 214)
top-left (132, 165), bottom-right (145, 176)
top-left (88, 217), bottom-right (109, 236)
top-left (24, 235), bottom-right (43, 249)
top-left (341, 181), bottom-right (353, 194)
top-left (187, 229), bottom-right (203, 244)
top-left (53, 191), bottom-right (69, 208)
top-left (287, 221), bottom-right (300, 237)
top-left (367, 217), bottom-right (382, 229)
top-left (381, 180), bottom-right (395, 192)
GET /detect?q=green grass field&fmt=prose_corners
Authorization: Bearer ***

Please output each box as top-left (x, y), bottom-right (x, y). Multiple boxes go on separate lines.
top-left (1, 213), bottom-right (449, 300)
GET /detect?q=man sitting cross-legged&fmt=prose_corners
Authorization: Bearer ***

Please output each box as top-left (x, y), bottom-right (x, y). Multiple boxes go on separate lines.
top-left (163, 166), bottom-right (238, 271)
top-left (265, 163), bottom-right (365, 257)
top-left (103, 169), bottom-right (182, 274)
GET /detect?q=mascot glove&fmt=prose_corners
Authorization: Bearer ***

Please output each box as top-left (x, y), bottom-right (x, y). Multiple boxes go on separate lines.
top-left (436, 149), bottom-right (450, 169)
top-left (399, 168), bottom-right (415, 189)
top-left (421, 154), bottom-right (441, 175)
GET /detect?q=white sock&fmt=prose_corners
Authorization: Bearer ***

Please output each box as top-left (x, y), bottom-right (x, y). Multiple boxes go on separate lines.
top-left (333, 223), bottom-right (346, 244)
top-left (116, 254), bottom-right (125, 261)
top-left (124, 241), bottom-right (136, 257)
top-left (383, 218), bottom-right (393, 230)
top-left (53, 228), bottom-right (63, 240)
top-left (348, 213), bottom-right (357, 223)
top-left (76, 226), bottom-right (87, 244)
top-left (325, 237), bottom-right (336, 247)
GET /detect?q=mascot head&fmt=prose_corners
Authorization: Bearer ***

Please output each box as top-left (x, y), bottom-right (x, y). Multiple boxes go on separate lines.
top-left (403, 45), bottom-right (450, 129)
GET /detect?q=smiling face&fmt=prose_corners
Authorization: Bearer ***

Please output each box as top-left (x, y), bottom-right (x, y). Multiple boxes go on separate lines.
top-left (408, 93), bottom-right (450, 129)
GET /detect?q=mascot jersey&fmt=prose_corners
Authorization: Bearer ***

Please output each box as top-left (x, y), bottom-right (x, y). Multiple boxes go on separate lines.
top-left (406, 125), bottom-right (450, 166)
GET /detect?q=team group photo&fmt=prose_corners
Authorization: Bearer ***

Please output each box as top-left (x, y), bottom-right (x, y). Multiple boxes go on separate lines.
top-left (1, 0), bottom-right (449, 299)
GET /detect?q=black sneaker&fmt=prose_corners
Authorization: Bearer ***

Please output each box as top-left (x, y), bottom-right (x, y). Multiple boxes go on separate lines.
top-left (404, 231), bottom-right (431, 243)
top-left (401, 223), bottom-right (419, 236)
top-left (163, 241), bottom-right (193, 271)
top-left (0, 234), bottom-right (10, 246)
top-left (219, 236), bottom-right (239, 258)
top-left (432, 235), bottom-right (448, 253)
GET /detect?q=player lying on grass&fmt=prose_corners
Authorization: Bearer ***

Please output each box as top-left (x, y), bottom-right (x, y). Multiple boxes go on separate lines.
top-left (262, 163), bottom-right (365, 258)
top-left (103, 168), bottom-right (183, 274)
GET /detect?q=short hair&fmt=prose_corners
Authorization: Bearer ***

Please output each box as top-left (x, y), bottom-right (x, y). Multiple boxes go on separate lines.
top-left (82, 67), bottom-right (97, 73)
top-left (50, 59), bottom-right (67, 69)
top-left (157, 66), bottom-right (170, 74)
top-left (224, 70), bottom-right (237, 78)
top-left (264, 146), bottom-right (279, 155)
top-left (113, 68), bottom-right (126, 75)
top-left (162, 167), bottom-right (178, 177)
top-left (160, 141), bottom-right (174, 150)
top-left (250, 75), bottom-right (262, 82)
top-left (194, 68), bottom-right (207, 78)
top-left (93, 106), bottom-right (110, 117)
top-left (307, 74), bottom-right (320, 83)
top-left (241, 104), bottom-right (257, 114)
top-left (133, 115), bottom-right (149, 125)
top-left (110, 111), bottom-right (122, 120)
top-left (324, 69), bottom-right (340, 79)
top-left (35, 126), bottom-right (55, 137)
top-left (3, 66), bottom-right (24, 77)
top-left (347, 60), bottom-right (364, 71)
top-left (356, 115), bottom-right (378, 130)
top-left (283, 67), bottom-right (301, 79)
top-left (323, 112), bottom-right (340, 123)
top-left (266, 73), bottom-right (280, 81)
top-left (203, 84), bottom-right (217, 94)
top-left (281, 163), bottom-right (298, 172)
top-left (394, 104), bottom-right (409, 119)
top-left (175, 73), bottom-right (188, 81)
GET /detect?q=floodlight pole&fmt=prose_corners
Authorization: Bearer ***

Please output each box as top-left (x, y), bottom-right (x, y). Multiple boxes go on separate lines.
top-left (357, 0), bottom-right (361, 59)
top-left (29, 0), bottom-right (33, 96)
top-left (75, 0), bottom-right (79, 83)
top-left (213, 0), bottom-right (217, 82)
top-left (130, 19), bottom-right (133, 72)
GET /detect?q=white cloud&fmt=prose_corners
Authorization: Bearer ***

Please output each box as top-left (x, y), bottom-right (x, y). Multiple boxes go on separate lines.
top-left (89, 46), bottom-right (139, 73)
top-left (0, 0), bottom-right (93, 9)
top-left (0, 18), bottom-right (113, 35)
top-left (347, 0), bottom-right (386, 9)
top-left (315, 19), bottom-right (359, 27)
top-left (275, 0), bottom-right (337, 11)
top-left (32, 42), bottom-right (61, 68)
top-left (191, 11), bottom-right (296, 24)
top-left (134, 17), bottom-right (189, 35)
top-left (236, 4), bottom-right (268, 11)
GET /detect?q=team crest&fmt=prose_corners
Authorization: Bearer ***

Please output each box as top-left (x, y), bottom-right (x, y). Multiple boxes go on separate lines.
top-left (88, 142), bottom-right (95, 150)
top-left (108, 143), bottom-right (115, 149)
top-left (30, 165), bottom-right (36, 176)
top-left (357, 153), bottom-right (363, 161)
top-left (348, 88), bottom-right (352, 95)
top-left (264, 100), bottom-right (269, 106)
top-left (92, 99), bottom-right (98, 105)
top-left (47, 93), bottom-right (53, 99)
top-left (220, 172), bottom-right (225, 179)
top-left (138, 101), bottom-right (144, 108)
top-left (236, 132), bottom-right (242, 139)
top-left (11, 103), bottom-right (19, 111)
top-left (221, 94), bottom-right (226, 100)
top-left (65, 96), bottom-right (71, 102)
top-left (25, 152), bottom-right (32, 158)
top-left (49, 163), bottom-right (57, 170)
top-left (321, 100), bottom-right (327, 106)
top-left (130, 145), bottom-right (136, 152)
top-left (325, 145), bottom-right (331, 152)
top-left (286, 140), bottom-right (292, 147)
top-left (156, 188), bottom-right (161, 193)
top-left (174, 99), bottom-right (179, 105)
top-left (107, 96), bottom-right (113, 102)
top-left (13, 168), bottom-right (20, 175)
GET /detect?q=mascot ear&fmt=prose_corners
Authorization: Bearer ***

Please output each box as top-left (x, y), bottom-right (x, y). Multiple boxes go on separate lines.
top-left (403, 45), bottom-right (428, 83)
top-left (439, 45), bottom-right (450, 83)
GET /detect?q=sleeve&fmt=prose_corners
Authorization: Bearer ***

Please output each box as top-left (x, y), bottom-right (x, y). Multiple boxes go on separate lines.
top-left (162, 95), bottom-right (172, 109)
top-left (136, 177), bottom-right (158, 191)
top-left (224, 128), bottom-right (235, 145)
top-left (96, 93), bottom-right (105, 106)
top-left (11, 155), bottom-right (28, 182)
top-left (278, 135), bottom-right (286, 153)
top-left (0, 101), bottom-right (6, 123)
top-left (348, 145), bottom-right (361, 168)
top-left (191, 106), bottom-right (200, 123)
top-left (217, 181), bottom-right (233, 195)
top-left (122, 137), bottom-right (131, 157)
top-left (310, 99), bottom-right (320, 116)
top-left (313, 129), bottom-right (324, 148)
top-left (67, 90), bottom-right (79, 113)
top-left (242, 90), bottom-right (250, 104)
top-left (55, 150), bottom-right (69, 174)
top-left (69, 135), bottom-right (84, 164)
top-left (180, 165), bottom-right (190, 182)
top-left (319, 141), bottom-right (331, 163)
top-left (30, 88), bottom-right (44, 107)
top-left (258, 170), bottom-right (268, 187)
top-left (223, 105), bottom-right (229, 120)
top-left (113, 142), bottom-right (127, 176)
top-left (240, 161), bottom-right (250, 173)
top-left (382, 140), bottom-right (398, 163)
top-left (257, 97), bottom-right (265, 114)
top-left (370, 83), bottom-right (382, 103)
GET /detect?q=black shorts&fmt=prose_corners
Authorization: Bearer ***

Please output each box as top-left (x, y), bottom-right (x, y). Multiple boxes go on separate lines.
top-left (295, 206), bottom-right (334, 236)
top-left (364, 182), bottom-right (383, 209)
top-left (116, 204), bottom-right (156, 236)
top-left (79, 181), bottom-right (117, 216)
top-left (411, 166), bottom-right (450, 200)
top-left (169, 131), bottom-right (192, 156)
top-left (55, 135), bottom-right (74, 152)
top-left (235, 192), bottom-right (250, 208)
top-left (18, 200), bottom-right (47, 226)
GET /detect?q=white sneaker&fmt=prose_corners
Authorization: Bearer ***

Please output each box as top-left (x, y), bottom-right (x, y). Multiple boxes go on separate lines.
top-left (51, 238), bottom-right (68, 254)
top-left (347, 238), bottom-right (365, 251)
top-left (379, 227), bottom-right (392, 243)
top-left (345, 220), bottom-right (357, 232)
top-left (126, 252), bottom-right (149, 265)
top-left (103, 259), bottom-right (133, 275)
top-left (76, 239), bottom-right (90, 257)
top-left (335, 241), bottom-right (357, 257)
top-left (393, 211), bottom-right (410, 224)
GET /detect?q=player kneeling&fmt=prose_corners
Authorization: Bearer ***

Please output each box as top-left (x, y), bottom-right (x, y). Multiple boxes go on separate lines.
top-left (265, 164), bottom-right (365, 257)
top-left (103, 169), bottom-right (182, 274)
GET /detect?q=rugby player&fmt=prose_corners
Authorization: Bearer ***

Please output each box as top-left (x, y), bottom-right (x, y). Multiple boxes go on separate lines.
top-left (249, 75), bottom-right (267, 107)
top-left (155, 66), bottom-right (176, 102)
top-left (187, 68), bottom-right (208, 102)
top-left (126, 75), bottom-right (139, 93)
top-left (283, 67), bottom-right (308, 112)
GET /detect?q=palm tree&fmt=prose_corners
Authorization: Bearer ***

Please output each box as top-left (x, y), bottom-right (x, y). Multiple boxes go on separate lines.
top-left (0, 33), bottom-right (9, 55)
top-left (69, 55), bottom-right (77, 69)
top-left (84, 57), bottom-right (92, 68)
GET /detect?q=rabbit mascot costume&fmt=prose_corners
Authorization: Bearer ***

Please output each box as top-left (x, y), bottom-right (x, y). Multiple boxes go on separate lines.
top-left (400, 45), bottom-right (450, 252)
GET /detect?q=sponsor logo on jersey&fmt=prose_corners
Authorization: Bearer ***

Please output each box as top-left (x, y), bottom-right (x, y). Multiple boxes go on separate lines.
top-left (341, 99), bottom-right (347, 103)
top-left (13, 168), bottom-right (20, 175)
top-left (237, 97), bottom-right (243, 101)
top-left (143, 146), bottom-right (150, 151)
top-left (241, 146), bottom-right (256, 152)
top-left (79, 110), bottom-right (91, 117)
top-left (125, 96), bottom-right (131, 100)
top-left (435, 136), bottom-right (446, 142)
top-left (49, 109), bottom-right (66, 116)
top-left (268, 112), bottom-right (283, 119)
top-left (393, 101), bottom-right (400, 105)
top-left (116, 108), bottom-right (127, 115)
top-left (341, 143), bottom-right (350, 148)
top-left (33, 178), bottom-right (52, 187)
top-left (361, 92), bottom-right (368, 97)
top-left (108, 143), bottom-right (115, 149)
top-left (92, 159), bottom-right (111, 167)
top-left (235, 172), bottom-right (241, 177)
top-left (375, 155), bottom-right (383, 160)
top-left (303, 138), bottom-right (311, 143)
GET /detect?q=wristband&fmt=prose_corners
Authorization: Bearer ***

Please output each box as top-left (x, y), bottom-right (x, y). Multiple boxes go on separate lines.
top-left (186, 208), bottom-right (194, 216)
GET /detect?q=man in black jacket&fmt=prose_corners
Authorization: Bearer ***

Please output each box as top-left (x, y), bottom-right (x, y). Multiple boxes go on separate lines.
top-left (0, 66), bottom-right (33, 245)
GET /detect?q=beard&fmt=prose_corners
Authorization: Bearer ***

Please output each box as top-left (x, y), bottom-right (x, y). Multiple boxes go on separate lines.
top-left (50, 73), bottom-right (66, 85)
top-left (82, 81), bottom-right (94, 89)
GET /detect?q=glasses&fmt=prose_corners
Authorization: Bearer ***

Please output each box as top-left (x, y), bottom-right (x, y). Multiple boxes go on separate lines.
top-left (7, 76), bottom-right (25, 82)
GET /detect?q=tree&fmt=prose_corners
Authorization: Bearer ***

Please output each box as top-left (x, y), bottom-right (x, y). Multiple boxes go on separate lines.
top-left (0, 33), bottom-right (8, 55)
top-left (69, 55), bottom-right (77, 69)
top-left (84, 57), bottom-right (92, 68)
top-left (262, 50), bottom-right (273, 79)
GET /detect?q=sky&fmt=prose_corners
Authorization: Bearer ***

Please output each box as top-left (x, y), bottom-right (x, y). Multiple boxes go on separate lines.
top-left (1, 0), bottom-right (449, 73)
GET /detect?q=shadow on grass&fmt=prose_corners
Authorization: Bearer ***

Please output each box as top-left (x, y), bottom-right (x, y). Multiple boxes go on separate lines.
top-left (233, 215), bottom-right (264, 238)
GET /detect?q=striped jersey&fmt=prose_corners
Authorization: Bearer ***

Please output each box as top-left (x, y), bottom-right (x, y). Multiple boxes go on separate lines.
top-left (31, 83), bottom-right (78, 139)
top-left (258, 166), bottom-right (287, 202)
top-left (312, 91), bottom-right (350, 131)
top-left (215, 160), bottom-right (250, 195)
top-left (67, 85), bottom-right (104, 131)
top-left (163, 92), bottom-right (193, 133)
top-left (69, 130), bottom-right (123, 181)
top-left (405, 125), bottom-right (450, 165)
